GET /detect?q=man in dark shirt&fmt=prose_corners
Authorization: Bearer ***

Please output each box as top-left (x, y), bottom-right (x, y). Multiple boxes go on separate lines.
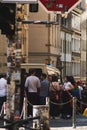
top-left (39, 73), bottom-right (50, 105)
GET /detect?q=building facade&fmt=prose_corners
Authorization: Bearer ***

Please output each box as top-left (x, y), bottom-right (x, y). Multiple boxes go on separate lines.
top-left (27, 1), bottom-right (85, 81)
top-left (61, 7), bottom-right (83, 80)
top-left (28, 5), bottom-right (61, 67)
top-left (0, 30), bottom-right (7, 73)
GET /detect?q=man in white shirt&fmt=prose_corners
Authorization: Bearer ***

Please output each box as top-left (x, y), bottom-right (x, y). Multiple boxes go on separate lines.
top-left (0, 73), bottom-right (7, 112)
top-left (25, 69), bottom-right (41, 116)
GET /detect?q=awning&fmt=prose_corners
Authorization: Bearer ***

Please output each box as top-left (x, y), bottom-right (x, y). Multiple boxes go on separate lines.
top-left (46, 65), bottom-right (60, 75)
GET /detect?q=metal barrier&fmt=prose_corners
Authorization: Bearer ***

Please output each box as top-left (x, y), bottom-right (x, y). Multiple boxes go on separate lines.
top-left (1, 96), bottom-right (87, 129)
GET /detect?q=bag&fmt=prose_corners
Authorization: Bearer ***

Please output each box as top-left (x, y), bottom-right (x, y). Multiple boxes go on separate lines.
top-left (55, 94), bottom-right (59, 100)
top-left (50, 82), bottom-right (60, 100)
top-left (83, 108), bottom-right (87, 117)
top-left (50, 91), bottom-right (59, 100)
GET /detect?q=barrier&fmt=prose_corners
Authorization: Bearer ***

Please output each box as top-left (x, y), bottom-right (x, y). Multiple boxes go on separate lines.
top-left (72, 97), bottom-right (76, 128)
top-left (1, 96), bottom-right (87, 129)
top-left (0, 103), bottom-right (4, 116)
top-left (0, 102), bottom-right (7, 125)
top-left (28, 97), bottom-right (87, 128)
top-left (20, 97), bottom-right (27, 119)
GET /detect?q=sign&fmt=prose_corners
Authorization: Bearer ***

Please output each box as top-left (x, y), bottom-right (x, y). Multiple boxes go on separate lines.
top-left (0, 0), bottom-right (38, 3)
top-left (39, 0), bottom-right (82, 13)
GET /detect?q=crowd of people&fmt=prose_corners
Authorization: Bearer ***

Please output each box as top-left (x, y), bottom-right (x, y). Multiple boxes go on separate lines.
top-left (0, 70), bottom-right (86, 120)
top-left (24, 69), bottom-right (87, 119)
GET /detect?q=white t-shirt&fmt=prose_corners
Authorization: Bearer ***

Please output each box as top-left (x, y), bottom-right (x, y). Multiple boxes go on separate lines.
top-left (25, 75), bottom-right (41, 93)
top-left (0, 78), bottom-right (7, 97)
top-left (64, 81), bottom-right (72, 90)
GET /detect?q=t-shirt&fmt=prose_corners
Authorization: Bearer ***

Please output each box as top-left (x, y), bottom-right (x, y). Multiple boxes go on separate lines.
top-left (39, 79), bottom-right (49, 97)
top-left (0, 78), bottom-right (7, 97)
top-left (64, 81), bottom-right (72, 90)
top-left (25, 75), bottom-right (41, 93)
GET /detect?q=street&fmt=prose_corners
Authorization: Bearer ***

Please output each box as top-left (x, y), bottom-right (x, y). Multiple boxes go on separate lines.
top-left (50, 114), bottom-right (87, 130)
top-left (0, 114), bottom-right (87, 130)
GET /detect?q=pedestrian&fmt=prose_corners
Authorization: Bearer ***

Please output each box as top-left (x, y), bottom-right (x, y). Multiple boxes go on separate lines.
top-left (20, 70), bottom-right (28, 113)
top-left (25, 69), bottom-right (41, 116)
top-left (69, 76), bottom-right (80, 99)
top-left (39, 73), bottom-right (50, 105)
top-left (61, 76), bottom-right (74, 119)
top-left (77, 80), bottom-right (83, 100)
top-left (77, 80), bottom-right (83, 113)
top-left (49, 75), bottom-right (61, 119)
top-left (0, 73), bottom-right (7, 112)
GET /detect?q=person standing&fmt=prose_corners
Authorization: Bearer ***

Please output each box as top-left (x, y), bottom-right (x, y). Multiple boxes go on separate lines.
top-left (49, 75), bottom-right (61, 119)
top-left (61, 76), bottom-right (74, 119)
top-left (77, 81), bottom-right (83, 100)
top-left (0, 73), bottom-right (7, 112)
top-left (39, 73), bottom-right (50, 105)
top-left (25, 69), bottom-right (41, 116)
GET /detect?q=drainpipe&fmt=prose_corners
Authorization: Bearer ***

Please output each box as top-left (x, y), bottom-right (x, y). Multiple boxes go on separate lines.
top-left (86, 18), bottom-right (87, 85)
top-left (48, 13), bottom-right (51, 65)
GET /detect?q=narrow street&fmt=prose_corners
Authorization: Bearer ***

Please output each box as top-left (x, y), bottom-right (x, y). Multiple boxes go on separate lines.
top-left (50, 114), bottom-right (87, 130)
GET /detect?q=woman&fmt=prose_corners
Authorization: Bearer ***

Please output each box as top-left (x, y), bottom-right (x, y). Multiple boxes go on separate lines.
top-left (61, 76), bottom-right (74, 119)
top-left (49, 75), bottom-right (61, 119)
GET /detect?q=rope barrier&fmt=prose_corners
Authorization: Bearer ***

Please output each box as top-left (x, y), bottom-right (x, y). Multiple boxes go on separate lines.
top-left (0, 102), bottom-right (4, 116)
top-left (77, 98), bottom-right (87, 106)
top-left (50, 98), bottom-right (73, 106)
top-left (27, 100), bottom-right (33, 107)
top-left (21, 96), bottom-right (87, 108)
top-left (27, 97), bottom-right (73, 106)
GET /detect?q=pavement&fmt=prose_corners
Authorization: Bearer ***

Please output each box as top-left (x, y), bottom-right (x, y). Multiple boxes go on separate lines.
top-left (0, 114), bottom-right (87, 130)
top-left (50, 114), bottom-right (87, 130)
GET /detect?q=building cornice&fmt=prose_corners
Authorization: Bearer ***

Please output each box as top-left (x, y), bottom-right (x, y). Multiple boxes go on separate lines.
top-left (29, 52), bottom-right (61, 57)
top-left (73, 7), bottom-right (83, 14)
top-left (61, 26), bottom-right (73, 34)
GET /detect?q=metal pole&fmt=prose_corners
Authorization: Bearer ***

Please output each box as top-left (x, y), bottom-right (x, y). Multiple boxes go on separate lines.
top-left (86, 18), bottom-right (87, 86)
top-left (64, 31), bottom-right (66, 76)
top-left (72, 97), bottom-right (76, 128)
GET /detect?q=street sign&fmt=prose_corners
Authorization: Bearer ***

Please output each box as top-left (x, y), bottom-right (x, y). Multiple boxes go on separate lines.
top-left (0, 0), bottom-right (38, 3)
top-left (39, 0), bottom-right (82, 13)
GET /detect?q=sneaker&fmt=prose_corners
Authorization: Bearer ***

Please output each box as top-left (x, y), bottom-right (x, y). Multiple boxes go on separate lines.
top-left (66, 115), bottom-right (71, 119)
top-left (55, 117), bottom-right (60, 119)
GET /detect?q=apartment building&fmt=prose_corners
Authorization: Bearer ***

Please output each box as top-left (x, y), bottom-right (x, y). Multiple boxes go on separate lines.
top-left (28, 1), bottom-right (85, 81)
top-left (28, 5), bottom-right (61, 66)
top-left (60, 7), bottom-right (83, 80)
top-left (0, 30), bottom-right (7, 73)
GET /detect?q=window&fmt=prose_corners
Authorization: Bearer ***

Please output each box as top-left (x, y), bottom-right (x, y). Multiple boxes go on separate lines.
top-left (71, 13), bottom-right (81, 31)
top-left (72, 62), bottom-right (80, 76)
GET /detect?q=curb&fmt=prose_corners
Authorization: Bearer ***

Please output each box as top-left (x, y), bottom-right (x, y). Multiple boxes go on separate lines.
top-left (50, 126), bottom-right (87, 130)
